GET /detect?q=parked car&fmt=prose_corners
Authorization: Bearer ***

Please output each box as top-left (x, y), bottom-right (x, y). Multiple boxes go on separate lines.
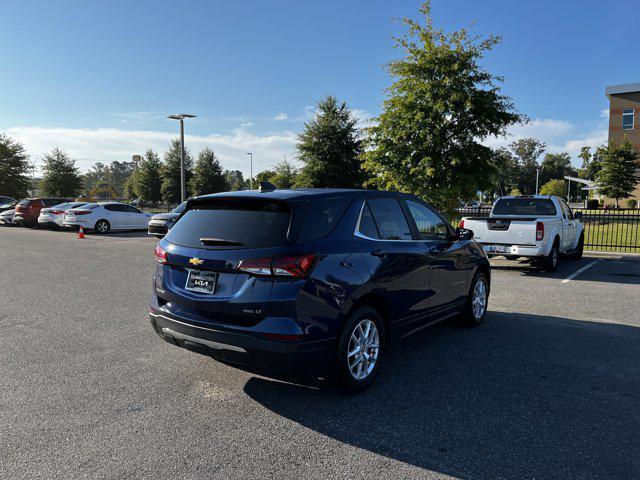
top-left (149, 188), bottom-right (490, 392)
top-left (38, 201), bottom-right (88, 229)
top-left (0, 196), bottom-right (17, 213)
top-left (14, 197), bottom-right (71, 227)
top-left (460, 195), bottom-right (584, 272)
top-left (63, 202), bottom-right (152, 233)
top-left (0, 208), bottom-right (16, 226)
top-left (148, 202), bottom-right (187, 238)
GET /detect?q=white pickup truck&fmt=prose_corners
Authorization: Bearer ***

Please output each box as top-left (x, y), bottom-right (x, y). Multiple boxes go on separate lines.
top-left (460, 195), bottom-right (584, 271)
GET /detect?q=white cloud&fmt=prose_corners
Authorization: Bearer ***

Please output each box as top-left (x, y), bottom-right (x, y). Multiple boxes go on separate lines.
top-left (6, 126), bottom-right (297, 176)
top-left (114, 110), bottom-right (158, 124)
top-left (274, 112), bottom-right (288, 121)
top-left (351, 109), bottom-right (375, 129)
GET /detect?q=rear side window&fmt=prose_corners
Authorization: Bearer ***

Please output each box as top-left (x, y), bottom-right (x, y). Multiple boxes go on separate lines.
top-left (362, 198), bottom-right (412, 240)
top-left (166, 201), bottom-right (292, 249)
top-left (493, 198), bottom-right (557, 216)
top-left (297, 197), bottom-right (352, 243)
top-left (104, 204), bottom-right (126, 212)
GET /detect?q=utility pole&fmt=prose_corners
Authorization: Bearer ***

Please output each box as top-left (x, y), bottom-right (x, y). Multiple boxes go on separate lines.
top-left (246, 152), bottom-right (253, 189)
top-left (167, 114), bottom-right (196, 202)
top-left (535, 168), bottom-right (540, 194)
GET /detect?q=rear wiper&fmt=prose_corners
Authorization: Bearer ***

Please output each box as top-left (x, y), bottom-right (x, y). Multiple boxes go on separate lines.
top-left (199, 237), bottom-right (244, 247)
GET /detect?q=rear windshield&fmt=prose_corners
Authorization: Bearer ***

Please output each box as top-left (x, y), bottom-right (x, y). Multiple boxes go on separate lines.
top-left (297, 197), bottom-right (352, 243)
top-left (493, 198), bottom-right (557, 216)
top-left (166, 201), bottom-right (292, 249)
top-left (19, 199), bottom-right (34, 206)
top-left (173, 202), bottom-right (187, 214)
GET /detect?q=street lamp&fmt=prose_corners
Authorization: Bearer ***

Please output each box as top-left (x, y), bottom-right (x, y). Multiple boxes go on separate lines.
top-left (246, 152), bottom-right (253, 189)
top-left (167, 113), bottom-right (196, 202)
top-left (535, 168), bottom-right (541, 194)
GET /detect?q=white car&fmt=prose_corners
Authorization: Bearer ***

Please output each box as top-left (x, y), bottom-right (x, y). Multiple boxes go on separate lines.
top-left (38, 201), bottom-right (88, 228)
top-left (461, 195), bottom-right (584, 272)
top-left (0, 208), bottom-right (16, 226)
top-left (63, 202), bottom-right (152, 233)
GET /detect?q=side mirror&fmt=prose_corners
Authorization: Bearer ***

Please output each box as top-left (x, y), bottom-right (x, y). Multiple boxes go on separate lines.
top-left (573, 211), bottom-right (582, 220)
top-left (456, 227), bottom-right (474, 240)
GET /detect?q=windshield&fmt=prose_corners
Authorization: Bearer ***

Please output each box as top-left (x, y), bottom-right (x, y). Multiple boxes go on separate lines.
top-left (493, 198), bottom-right (557, 216)
top-left (173, 202), bottom-right (187, 214)
top-left (166, 201), bottom-right (292, 249)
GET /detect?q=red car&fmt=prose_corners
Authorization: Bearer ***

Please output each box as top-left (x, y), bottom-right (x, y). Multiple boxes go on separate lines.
top-left (14, 197), bottom-right (71, 227)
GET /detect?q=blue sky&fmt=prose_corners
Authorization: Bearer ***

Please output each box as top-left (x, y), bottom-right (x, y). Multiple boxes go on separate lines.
top-left (1, 0), bottom-right (638, 175)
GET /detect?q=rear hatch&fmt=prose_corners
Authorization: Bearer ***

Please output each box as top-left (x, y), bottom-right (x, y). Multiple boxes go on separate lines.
top-left (15, 199), bottom-right (41, 217)
top-left (157, 196), bottom-right (307, 327)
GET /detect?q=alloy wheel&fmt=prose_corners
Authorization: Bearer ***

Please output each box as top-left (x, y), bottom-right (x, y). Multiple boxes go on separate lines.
top-left (472, 279), bottom-right (487, 320)
top-left (347, 319), bottom-right (380, 380)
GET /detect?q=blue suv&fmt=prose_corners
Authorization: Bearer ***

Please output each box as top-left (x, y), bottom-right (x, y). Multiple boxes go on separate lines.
top-left (150, 188), bottom-right (490, 392)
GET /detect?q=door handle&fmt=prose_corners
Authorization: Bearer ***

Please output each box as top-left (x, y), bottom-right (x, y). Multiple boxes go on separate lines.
top-left (371, 249), bottom-right (387, 258)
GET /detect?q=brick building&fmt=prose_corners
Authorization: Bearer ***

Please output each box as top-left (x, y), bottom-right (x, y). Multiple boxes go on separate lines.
top-left (605, 83), bottom-right (640, 201)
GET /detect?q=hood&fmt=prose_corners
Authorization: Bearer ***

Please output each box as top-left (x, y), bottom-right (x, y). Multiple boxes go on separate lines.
top-left (150, 212), bottom-right (179, 221)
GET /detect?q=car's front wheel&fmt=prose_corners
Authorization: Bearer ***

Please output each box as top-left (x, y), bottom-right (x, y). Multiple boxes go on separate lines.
top-left (94, 219), bottom-right (110, 234)
top-left (333, 306), bottom-right (385, 393)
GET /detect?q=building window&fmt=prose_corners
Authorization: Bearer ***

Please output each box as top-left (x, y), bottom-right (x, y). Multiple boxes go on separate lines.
top-left (622, 109), bottom-right (634, 130)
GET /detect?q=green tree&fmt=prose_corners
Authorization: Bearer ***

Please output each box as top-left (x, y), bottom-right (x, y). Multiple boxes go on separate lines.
top-left (539, 179), bottom-right (566, 197)
top-left (189, 148), bottom-right (229, 196)
top-left (224, 169), bottom-right (248, 191)
top-left (255, 169), bottom-right (276, 184)
top-left (161, 139), bottom-right (193, 204)
top-left (596, 140), bottom-right (640, 208)
top-left (39, 148), bottom-right (83, 197)
top-left (362, 2), bottom-right (522, 212)
top-left (509, 187), bottom-right (522, 196)
top-left (540, 152), bottom-right (575, 184)
top-left (510, 138), bottom-right (546, 194)
top-left (107, 160), bottom-right (136, 196)
top-left (123, 170), bottom-right (140, 201)
top-left (0, 134), bottom-right (31, 199)
top-left (257, 160), bottom-right (299, 189)
top-left (294, 95), bottom-right (364, 188)
top-left (492, 147), bottom-right (520, 195)
top-left (136, 150), bottom-right (163, 204)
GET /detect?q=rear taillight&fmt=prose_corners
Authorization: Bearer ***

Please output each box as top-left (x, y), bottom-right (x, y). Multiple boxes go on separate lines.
top-left (74, 210), bottom-right (91, 215)
top-left (238, 254), bottom-right (317, 278)
top-left (536, 221), bottom-right (544, 241)
top-left (458, 219), bottom-right (465, 228)
top-left (154, 245), bottom-right (168, 264)
top-left (50, 210), bottom-right (65, 215)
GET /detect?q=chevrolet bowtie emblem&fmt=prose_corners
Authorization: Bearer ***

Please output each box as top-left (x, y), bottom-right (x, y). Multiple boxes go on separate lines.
top-left (189, 257), bottom-right (204, 266)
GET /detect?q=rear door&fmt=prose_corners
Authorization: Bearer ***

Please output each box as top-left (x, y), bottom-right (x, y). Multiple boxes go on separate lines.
top-left (403, 199), bottom-right (471, 318)
top-left (125, 205), bottom-right (148, 228)
top-left (103, 204), bottom-right (125, 228)
top-left (354, 197), bottom-right (430, 335)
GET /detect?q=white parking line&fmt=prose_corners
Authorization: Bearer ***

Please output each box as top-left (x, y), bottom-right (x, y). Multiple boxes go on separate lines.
top-left (561, 260), bottom-right (599, 284)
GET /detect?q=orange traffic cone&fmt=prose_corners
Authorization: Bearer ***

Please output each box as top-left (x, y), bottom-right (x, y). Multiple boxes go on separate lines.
top-left (78, 226), bottom-right (85, 239)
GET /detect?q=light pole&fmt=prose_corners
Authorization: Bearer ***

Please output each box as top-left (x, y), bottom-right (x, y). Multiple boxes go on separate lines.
top-left (167, 113), bottom-right (196, 202)
top-left (246, 152), bottom-right (253, 189)
top-left (535, 168), bottom-right (540, 194)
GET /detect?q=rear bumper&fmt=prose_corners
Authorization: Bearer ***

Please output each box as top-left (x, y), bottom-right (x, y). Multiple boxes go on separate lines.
top-left (482, 242), bottom-right (547, 257)
top-left (149, 308), bottom-right (335, 379)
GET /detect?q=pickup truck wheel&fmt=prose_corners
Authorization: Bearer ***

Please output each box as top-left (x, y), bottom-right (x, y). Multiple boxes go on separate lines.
top-left (462, 272), bottom-right (489, 326)
top-left (568, 234), bottom-right (584, 260)
top-left (543, 241), bottom-right (559, 272)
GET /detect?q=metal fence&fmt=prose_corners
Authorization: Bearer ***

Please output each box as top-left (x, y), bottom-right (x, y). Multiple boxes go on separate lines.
top-left (453, 207), bottom-right (640, 253)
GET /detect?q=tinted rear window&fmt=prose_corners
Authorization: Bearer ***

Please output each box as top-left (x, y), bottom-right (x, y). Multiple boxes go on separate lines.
top-left (493, 198), bottom-right (557, 216)
top-left (166, 201), bottom-right (292, 249)
top-left (19, 199), bottom-right (33, 206)
top-left (297, 197), bottom-right (352, 243)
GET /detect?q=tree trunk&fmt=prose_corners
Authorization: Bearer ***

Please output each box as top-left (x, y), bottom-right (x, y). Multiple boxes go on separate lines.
top-left (615, 198), bottom-right (619, 208)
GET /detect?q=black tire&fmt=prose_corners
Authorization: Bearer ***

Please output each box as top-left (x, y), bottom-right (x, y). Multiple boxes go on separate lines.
top-left (543, 239), bottom-right (560, 272)
top-left (332, 306), bottom-right (386, 393)
top-left (505, 255), bottom-right (519, 261)
top-left (94, 219), bottom-right (110, 234)
top-left (568, 234), bottom-right (584, 260)
top-left (461, 271), bottom-right (489, 326)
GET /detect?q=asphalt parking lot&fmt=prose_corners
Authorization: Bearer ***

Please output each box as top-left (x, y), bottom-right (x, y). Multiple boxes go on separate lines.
top-left (1, 227), bottom-right (639, 479)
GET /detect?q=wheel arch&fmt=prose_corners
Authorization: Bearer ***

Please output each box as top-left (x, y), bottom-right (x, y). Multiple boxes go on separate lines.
top-left (343, 291), bottom-right (390, 343)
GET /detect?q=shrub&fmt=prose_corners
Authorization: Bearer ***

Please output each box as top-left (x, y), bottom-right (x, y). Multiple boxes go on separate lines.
top-left (627, 199), bottom-right (638, 209)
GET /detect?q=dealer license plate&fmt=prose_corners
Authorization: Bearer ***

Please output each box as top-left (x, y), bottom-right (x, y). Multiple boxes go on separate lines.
top-left (185, 269), bottom-right (218, 294)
